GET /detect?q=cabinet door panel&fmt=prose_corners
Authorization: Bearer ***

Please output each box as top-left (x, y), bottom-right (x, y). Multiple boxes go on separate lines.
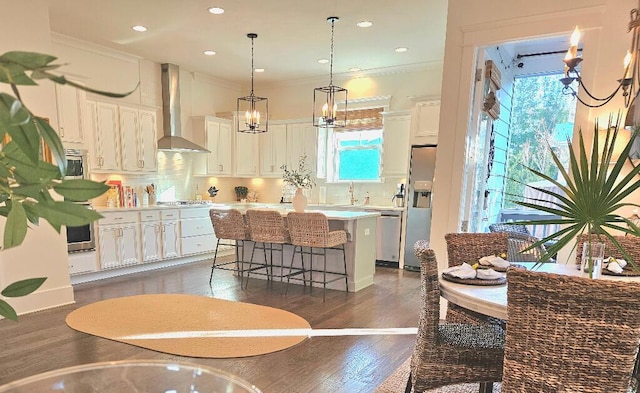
top-left (162, 221), bottom-right (181, 259)
top-left (260, 124), bottom-right (287, 177)
top-left (218, 122), bottom-right (233, 174)
top-left (382, 114), bottom-right (411, 177)
top-left (119, 106), bottom-right (140, 171)
top-left (55, 83), bottom-right (84, 143)
top-left (98, 226), bottom-right (121, 269)
top-left (141, 222), bottom-right (162, 263)
top-left (120, 224), bottom-right (140, 266)
top-left (138, 109), bottom-right (158, 171)
top-left (286, 123), bottom-right (318, 176)
top-left (235, 130), bottom-right (258, 176)
top-left (95, 102), bottom-right (120, 170)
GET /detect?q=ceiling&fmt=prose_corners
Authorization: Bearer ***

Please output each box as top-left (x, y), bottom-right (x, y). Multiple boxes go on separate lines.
top-left (46, 0), bottom-right (448, 86)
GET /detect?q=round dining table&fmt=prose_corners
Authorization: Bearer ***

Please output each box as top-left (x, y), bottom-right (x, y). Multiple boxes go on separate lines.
top-left (439, 262), bottom-right (640, 320)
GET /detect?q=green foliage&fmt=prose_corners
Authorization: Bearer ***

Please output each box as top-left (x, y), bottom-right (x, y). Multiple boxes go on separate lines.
top-left (515, 117), bottom-right (640, 271)
top-left (280, 155), bottom-right (316, 189)
top-left (0, 51), bottom-right (135, 321)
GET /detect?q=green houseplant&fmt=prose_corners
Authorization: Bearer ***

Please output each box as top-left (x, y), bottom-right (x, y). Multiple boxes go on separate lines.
top-left (0, 51), bottom-right (134, 320)
top-left (234, 186), bottom-right (248, 201)
top-left (515, 116), bottom-right (640, 273)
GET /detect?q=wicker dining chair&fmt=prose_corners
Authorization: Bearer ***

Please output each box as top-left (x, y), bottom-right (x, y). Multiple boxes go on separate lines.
top-left (503, 267), bottom-right (640, 392)
top-left (505, 231), bottom-right (548, 262)
top-left (245, 209), bottom-right (291, 290)
top-left (575, 233), bottom-right (640, 265)
top-left (444, 232), bottom-right (509, 326)
top-left (406, 240), bottom-right (504, 393)
top-left (208, 208), bottom-right (253, 288)
top-left (286, 211), bottom-right (348, 301)
top-left (488, 222), bottom-right (530, 235)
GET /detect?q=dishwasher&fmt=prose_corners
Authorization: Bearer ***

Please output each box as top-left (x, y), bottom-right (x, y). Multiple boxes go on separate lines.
top-left (369, 210), bottom-right (402, 267)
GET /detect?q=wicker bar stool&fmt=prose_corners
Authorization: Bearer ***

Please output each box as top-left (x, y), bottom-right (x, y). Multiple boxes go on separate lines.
top-left (208, 208), bottom-right (253, 288)
top-left (503, 267), bottom-right (640, 392)
top-left (245, 209), bottom-right (292, 291)
top-left (286, 211), bottom-right (348, 301)
top-left (406, 240), bottom-right (504, 393)
top-left (445, 232), bottom-right (509, 326)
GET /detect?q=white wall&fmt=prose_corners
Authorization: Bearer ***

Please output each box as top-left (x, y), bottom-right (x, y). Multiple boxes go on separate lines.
top-left (432, 0), bottom-right (632, 266)
top-left (0, 0), bottom-right (74, 316)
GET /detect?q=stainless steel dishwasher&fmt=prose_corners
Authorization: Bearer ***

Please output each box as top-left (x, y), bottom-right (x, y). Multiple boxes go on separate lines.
top-left (368, 209), bottom-right (402, 266)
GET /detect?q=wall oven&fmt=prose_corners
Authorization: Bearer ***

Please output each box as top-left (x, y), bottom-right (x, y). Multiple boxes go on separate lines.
top-left (64, 149), bottom-right (96, 253)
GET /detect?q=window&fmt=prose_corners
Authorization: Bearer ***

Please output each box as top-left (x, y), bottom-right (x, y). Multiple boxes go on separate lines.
top-left (325, 106), bottom-right (385, 182)
top-left (328, 129), bottom-right (383, 181)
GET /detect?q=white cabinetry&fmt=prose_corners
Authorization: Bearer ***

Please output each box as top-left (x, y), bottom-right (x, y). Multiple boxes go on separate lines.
top-left (259, 123), bottom-right (288, 177)
top-left (193, 116), bottom-right (233, 176)
top-left (410, 100), bottom-right (440, 145)
top-left (161, 210), bottom-right (181, 259)
top-left (180, 208), bottom-right (216, 256)
top-left (235, 130), bottom-right (260, 177)
top-left (382, 112), bottom-right (411, 177)
top-left (286, 122), bottom-right (318, 175)
top-left (97, 211), bottom-right (140, 269)
top-left (119, 107), bottom-right (158, 172)
top-left (88, 101), bottom-right (121, 171)
top-left (140, 210), bottom-right (162, 263)
top-left (55, 83), bottom-right (86, 144)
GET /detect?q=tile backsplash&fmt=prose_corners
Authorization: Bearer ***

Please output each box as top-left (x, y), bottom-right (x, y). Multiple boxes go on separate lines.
top-left (90, 151), bottom-right (405, 207)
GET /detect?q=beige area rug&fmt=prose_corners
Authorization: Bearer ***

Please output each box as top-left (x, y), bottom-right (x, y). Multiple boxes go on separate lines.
top-left (375, 357), bottom-right (501, 393)
top-left (65, 294), bottom-right (310, 358)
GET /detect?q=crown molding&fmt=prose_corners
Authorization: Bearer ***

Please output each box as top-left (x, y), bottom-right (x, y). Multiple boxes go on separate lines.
top-left (51, 32), bottom-right (141, 64)
top-left (191, 71), bottom-right (241, 91)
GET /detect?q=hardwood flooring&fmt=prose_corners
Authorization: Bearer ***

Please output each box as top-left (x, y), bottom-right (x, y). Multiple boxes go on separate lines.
top-left (0, 258), bottom-right (422, 393)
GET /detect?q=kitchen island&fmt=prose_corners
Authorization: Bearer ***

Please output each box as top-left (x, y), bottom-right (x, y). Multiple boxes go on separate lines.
top-left (74, 203), bottom-right (380, 292)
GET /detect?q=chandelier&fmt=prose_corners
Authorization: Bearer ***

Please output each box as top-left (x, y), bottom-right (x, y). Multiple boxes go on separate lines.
top-left (560, 4), bottom-right (640, 109)
top-left (237, 33), bottom-right (268, 133)
top-left (313, 16), bottom-right (348, 128)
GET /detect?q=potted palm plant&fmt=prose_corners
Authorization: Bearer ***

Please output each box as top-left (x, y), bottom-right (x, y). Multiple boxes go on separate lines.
top-left (514, 115), bottom-right (640, 276)
top-left (0, 51), bottom-right (134, 320)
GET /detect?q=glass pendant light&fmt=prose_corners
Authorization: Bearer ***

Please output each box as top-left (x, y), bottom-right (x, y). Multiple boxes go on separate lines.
top-left (313, 16), bottom-right (348, 128)
top-left (237, 33), bottom-right (268, 133)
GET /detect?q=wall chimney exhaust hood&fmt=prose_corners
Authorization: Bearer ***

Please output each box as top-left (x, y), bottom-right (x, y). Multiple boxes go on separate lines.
top-left (158, 63), bottom-right (210, 152)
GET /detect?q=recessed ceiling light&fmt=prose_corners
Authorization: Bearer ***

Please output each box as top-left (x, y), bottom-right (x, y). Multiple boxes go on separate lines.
top-left (356, 21), bottom-right (373, 28)
top-left (349, 67), bottom-right (362, 72)
top-left (208, 7), bottom-right (224, 14)
top-left (318, 59), bottom-right (329, 64)
top-left (255, 68), bottom-right (265, 73)
top-left (132, 25), bottom-right (148, 32)
top-left (395, 47), bottom-right (409, 53)
top-left (203, 50), bottom-right (216, 56)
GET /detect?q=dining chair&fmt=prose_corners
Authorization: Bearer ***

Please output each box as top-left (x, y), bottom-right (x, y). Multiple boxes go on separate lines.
top-left (286, 211), bottom-right (348, 301)
top-left (503, 267), bottom-right (640, 392)
top-left (488, 222), bottom-right (530, 235)
top-left (405, 240), bottom-right (504, 393)
top-left (444, 232), bottom-right (509, 326)
top-left (208, 208), bottom-right (254, 288)
top-left (575, 233), bottom-right (640, 264)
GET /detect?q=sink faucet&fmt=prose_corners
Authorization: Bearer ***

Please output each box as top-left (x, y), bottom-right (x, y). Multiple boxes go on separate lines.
top-left (349, 181), bottom-right (358, 205)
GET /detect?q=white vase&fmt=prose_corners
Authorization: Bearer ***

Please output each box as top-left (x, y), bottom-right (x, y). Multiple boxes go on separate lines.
top-left (292, 188), bottom-right (308, 212)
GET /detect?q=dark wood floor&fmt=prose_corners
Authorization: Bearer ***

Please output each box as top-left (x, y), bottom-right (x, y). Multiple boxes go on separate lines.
top-left (0, 258), bottom-right (421, 393)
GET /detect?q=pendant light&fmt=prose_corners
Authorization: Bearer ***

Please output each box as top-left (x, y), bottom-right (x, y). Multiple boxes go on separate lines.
top-left (313, 16), bottom-right (348, 128)
top-left (237, 33), bottom-right (268, 133)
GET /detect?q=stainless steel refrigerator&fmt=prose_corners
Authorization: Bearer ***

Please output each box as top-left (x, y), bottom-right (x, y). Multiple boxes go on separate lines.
top-left (403, 145), bottom-right (437, 271)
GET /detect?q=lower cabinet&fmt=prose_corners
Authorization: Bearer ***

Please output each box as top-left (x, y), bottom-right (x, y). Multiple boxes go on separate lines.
top-left (98, 211), bottom-right (140, 270)
top-left (161, 210), bottom-right (181, 259)
top-left (180, 208), bottom-right (216, 256)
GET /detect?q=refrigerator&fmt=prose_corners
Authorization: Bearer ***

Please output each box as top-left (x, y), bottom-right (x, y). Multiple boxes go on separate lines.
top-left (403, 145), bottom-right (437, 271)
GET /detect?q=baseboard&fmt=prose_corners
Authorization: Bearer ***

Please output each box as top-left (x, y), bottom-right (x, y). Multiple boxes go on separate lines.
top-left (5, 285), bottom-right (75, 318)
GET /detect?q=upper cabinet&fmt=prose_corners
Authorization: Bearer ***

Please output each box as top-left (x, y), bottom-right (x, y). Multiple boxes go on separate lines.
top-left (382, 111), bottom-right (411, 177)
top-left (234, 130), bottom-right (260, 177)
top-left (410, 100), bottom-right (440, 145)
top-left (55, 83), bottom-right (87, 145)
top-left (259, 123), bottom-right (287, 177)
top-left (86, 100), bottom-right (158, 173)
top-left (286, 122), bottom-right (318, 176)
top-left (192, 116), bottom-right (233, 176)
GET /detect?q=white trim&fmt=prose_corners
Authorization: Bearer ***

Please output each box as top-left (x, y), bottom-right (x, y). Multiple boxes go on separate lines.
top-left (5, 285), bottom-right (75, 318)
top-left (192, 71), bottom-right (241, 91)
top-left (52, 32), bottom-right (142, 63)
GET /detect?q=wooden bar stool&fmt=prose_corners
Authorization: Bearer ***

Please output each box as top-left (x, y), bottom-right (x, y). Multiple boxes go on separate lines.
top-left (286, 211), bottom-right (348, 301)
top-left (208, 208), bottom-right (254, 288)
top-left (245, 209), bottom-right (292, 291)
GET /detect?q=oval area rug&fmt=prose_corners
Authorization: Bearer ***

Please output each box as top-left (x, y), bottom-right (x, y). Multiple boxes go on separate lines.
top-left (65, 294), bottom-right (311, 358)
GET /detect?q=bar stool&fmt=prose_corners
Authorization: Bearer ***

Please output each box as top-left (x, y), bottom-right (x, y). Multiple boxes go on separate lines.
top-left (286, 211), bottom-right (348, 301)
top-left (208, 208), bottom-right (253, 288)
top-left (245, 209), bottom-right (292, 291)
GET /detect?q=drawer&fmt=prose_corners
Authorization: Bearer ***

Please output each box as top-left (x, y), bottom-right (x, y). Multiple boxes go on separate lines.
top-left (139, 210), bottom-right (161, 222)
top-left (161, 209), bottom-right (180, 221)
top-left (68, 252), bottom-right (98, 275)
top-left (181, 217), bottom-right (214, 237)
top-left (181, 234), bottom-right (216, 255)
top-left (180, 207), bottom-right (211, 219)
top-left (99, 211), bottom-right (138, 225)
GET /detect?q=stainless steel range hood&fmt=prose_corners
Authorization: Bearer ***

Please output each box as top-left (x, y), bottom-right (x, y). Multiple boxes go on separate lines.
top-left (158, 63), bottom-right (210, 152)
